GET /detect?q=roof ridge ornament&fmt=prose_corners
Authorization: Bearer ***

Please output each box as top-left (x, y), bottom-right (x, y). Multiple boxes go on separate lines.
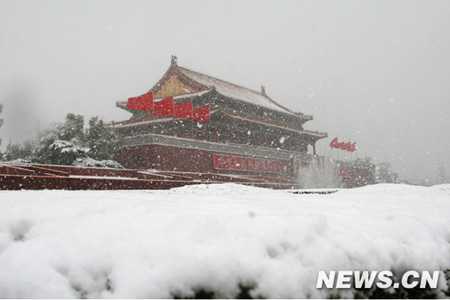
top-left (171, 55), bottom-right (178, 66)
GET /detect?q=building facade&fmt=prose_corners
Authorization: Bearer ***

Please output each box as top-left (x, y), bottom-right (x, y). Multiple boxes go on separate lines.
top-left (112, 57), bottom-right (365, 187)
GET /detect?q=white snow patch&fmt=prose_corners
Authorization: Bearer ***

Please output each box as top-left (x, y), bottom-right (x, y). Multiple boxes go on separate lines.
top-left (0, 184), bottom-right (449, 298)
top-left (49, 140), bottom-right (89, 154)
top-left (72, 157), bottom-right (124, 169)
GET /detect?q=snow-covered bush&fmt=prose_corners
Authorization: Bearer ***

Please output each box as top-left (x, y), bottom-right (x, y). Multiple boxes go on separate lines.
top-left (44, 139), bottom-right (90, 165)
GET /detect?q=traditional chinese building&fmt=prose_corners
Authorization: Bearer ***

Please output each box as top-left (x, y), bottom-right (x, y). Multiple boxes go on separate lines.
top-left (0, 57), bottom-right (369, 191)
top-left (112, 56), bottom-right (328, 183)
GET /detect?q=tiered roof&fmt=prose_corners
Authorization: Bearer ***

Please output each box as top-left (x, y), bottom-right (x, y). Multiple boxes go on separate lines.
top-left (117, 56), bottom-right (311, 120)
top-left (115, 57), bottom-right (327, 141)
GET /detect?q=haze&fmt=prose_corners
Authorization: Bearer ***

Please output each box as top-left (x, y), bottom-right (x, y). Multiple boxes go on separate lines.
top-left (1, 0), bottom-right (449, 183)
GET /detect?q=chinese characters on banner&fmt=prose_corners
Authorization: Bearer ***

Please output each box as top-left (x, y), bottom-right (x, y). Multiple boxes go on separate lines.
top-left (214, 155), bottom-right (280, 173)
top-left (153, 97), bottom-right (174, 116)
top-left (193, 105), bottom-right (210, 122)
top-left (174, 101), bottom-right (193, 119)
top-left (126, 92), bottom-right (211, 122)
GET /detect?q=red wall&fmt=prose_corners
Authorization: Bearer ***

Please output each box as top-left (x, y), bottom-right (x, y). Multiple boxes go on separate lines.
top-left (114, 144), bottom-right (369, 188)
top-left (115, 144), bottom-right (293, 179)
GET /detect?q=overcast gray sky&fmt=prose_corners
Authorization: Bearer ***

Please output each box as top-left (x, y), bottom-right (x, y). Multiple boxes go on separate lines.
top-left (1, 0), bottom-right (449, 183)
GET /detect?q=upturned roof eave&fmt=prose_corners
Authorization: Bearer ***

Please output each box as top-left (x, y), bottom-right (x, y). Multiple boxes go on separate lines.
top-left (117, 87), bottom-right (313, 124)
top-left (111, 107), bottom-right (326, 140)
top-left (217, 109), bottom-right (327, 139)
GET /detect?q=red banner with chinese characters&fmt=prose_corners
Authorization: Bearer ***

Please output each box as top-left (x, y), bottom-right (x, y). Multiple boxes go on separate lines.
top-left (214, 155), bottom-right (280, 173)
top-left (193, 105), bottom-right (210, 122)
top-left (153, 97), bottom-right (174, 116)
top-left (329, 137), bottom-right (356, 152)
top-left (126, 92), bottom-right (153, 111)
top-left (174, 101), bottom-right (193, 119)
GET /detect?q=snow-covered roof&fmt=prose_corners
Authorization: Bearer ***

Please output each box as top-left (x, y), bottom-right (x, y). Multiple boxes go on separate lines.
top-left (176, 66), bottom-right (296, 115)
top-left (118, 58), bottom-right (313, 122)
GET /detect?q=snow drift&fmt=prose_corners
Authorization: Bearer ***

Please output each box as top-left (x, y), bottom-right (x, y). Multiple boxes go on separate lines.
top-left (0, 184), bottom-right (449, 298)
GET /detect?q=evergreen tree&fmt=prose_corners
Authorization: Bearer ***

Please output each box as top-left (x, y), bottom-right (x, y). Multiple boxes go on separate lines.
top-left (85, 116), bottom-right (122, 161)
top-left (3, 140), bottom-right (35, 162)
top-left (356, 157), bottom-right (399, 184)
top-left (356, 157), bottom-right (376, 184)
top-left (33, 114), bottom-right (88, 165)
top-left (376, 162), bottom-right (399, 183)
top-left (58, 113), bottom-right (84, 142)
top-left (1, 113), bottom-right (122, 167)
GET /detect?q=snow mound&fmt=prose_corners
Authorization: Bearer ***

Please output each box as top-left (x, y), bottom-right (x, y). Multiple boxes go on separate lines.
top-left (72, 157), bottom-right (124, 169)
top-left (169, 183), bottom-right (280, 195)
top-left (431, 183), bottom-right (450, 195)
top-left (340, 183), bottom-right (429, 193)
top-left (7, 158), bottom-right (31, 164)
top-left (0, 184), bottom-right (449, 298)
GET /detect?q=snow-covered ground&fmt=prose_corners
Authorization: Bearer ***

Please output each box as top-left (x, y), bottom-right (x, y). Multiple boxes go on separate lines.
top-left (0, 184), bottom-right (449, 298)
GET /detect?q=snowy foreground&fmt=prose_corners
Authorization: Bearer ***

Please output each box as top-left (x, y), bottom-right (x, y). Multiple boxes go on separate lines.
top-left (0, 184), bottom-right (449, 298)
